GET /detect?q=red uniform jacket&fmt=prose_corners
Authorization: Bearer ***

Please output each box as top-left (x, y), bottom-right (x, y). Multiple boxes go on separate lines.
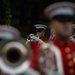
top-left (30, 37), bottom-right (49, 72)
top-left (52, 37), bottom-right (75, 75)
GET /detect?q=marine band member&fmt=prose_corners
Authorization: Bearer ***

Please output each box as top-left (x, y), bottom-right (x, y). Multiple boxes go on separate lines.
top-left (45, 2), bottom-right (75, 75)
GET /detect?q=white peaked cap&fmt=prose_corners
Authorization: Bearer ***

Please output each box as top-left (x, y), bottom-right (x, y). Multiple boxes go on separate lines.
top-left (0, 25), bottom-right (21, 39)
top-left (44, 2), bottom-right (75, 19)
top-left (34, 24), bottom-right (47, 30)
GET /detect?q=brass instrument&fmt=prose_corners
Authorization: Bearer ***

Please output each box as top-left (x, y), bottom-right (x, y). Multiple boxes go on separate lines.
top-left (0, 40), bottom-right (32, 75)
top-left (0, 25), bottom-right (33, 75)
top-left (27, 34), bottom-right (64, 75)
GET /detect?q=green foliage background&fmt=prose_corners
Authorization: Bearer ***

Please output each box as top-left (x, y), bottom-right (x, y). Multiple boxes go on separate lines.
top-left (0, 0), bottom-right (75, 38)
top-left (0, 0), bottom-right (11, 25)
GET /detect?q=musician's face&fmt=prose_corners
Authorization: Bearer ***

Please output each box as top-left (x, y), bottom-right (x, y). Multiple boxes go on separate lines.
top-left (50, 20), bottom-right (73, 38)
top-left (37, 30), bottom-right (45, 37)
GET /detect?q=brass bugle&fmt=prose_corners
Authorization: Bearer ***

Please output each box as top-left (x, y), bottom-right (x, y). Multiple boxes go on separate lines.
top-left (0, 40), bottom-right (32, 75)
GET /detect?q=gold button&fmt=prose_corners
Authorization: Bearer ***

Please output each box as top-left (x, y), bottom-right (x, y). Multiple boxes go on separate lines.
top-left (73, 58), bottom-right (75, 63)
top-left (68, 61), bottom-right (73, 67)
top-left (65, 47), bottom-right (70, 53)
top-left (69, 68), bottom-right (74, 74)
top-left (66, 54), bottom-right (72, 59)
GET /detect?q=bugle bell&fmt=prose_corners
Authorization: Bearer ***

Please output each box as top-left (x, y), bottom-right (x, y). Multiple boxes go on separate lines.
top-left (0, 40), bottom-right (32, 75)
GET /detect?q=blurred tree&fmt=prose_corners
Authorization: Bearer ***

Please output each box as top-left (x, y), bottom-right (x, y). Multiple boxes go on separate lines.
top-left (0, 0), bottom-right (11, 25)
top-left (4, 0), bottom-right (12, 25)
top-left (0, 0), bottom-right (6, 24)
top-left (0, 0), bottom-right (74, 38)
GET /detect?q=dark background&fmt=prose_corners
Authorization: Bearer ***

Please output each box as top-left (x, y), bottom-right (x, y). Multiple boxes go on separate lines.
top-left (0, 0), bottom-right (75, 38)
